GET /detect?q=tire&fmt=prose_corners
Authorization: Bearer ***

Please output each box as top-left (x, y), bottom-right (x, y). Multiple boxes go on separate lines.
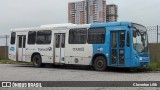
top-left (94, 56), bottom-right (107, 71)
top-left (32, 55), bottom-right (42, 67)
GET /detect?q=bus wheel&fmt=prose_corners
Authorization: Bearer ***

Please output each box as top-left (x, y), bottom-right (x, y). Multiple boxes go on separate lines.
top-left (94, 56), bottom-right (107, 71)
top-left (33, 55), bottom-right (42, 67)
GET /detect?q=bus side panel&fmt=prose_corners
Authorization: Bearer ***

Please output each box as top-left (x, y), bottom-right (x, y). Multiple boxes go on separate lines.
top-left (8, 44), bottom-right (17, 61)
top-left (91, 27), bottom-right (110, 65)
top-left (92, 44), bottom-right (109, 65)
top-left (65, 44), bottom-right (93, 65)
top-left (25, 30), bottom-right (53, 63)
top-left (9, 32), bottom-right (17, 61)
top-left (25, 45), bottom-right (53, 63)
top-left (25, 45), bottom-right (35, 62)
top-left (39, 45), bottom-right (53, 63)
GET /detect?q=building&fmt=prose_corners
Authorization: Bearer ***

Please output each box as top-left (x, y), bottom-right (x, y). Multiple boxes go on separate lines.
top-left (86, 0), bottom-right (106, 23)
top-left (68, 1), bottom-right (87, 24)
top-left (106, 4), bottom-right (118, 22)
top-left (68, 0), bottom-right (106, 24)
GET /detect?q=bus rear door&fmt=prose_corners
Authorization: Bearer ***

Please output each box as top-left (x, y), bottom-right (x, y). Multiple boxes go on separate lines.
top-left (17, 35), bottom-right (26, 61)
top-left (54, 33), bottom-right (65, 64)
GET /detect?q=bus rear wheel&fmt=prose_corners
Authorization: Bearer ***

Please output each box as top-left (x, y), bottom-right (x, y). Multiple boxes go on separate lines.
top-left (94, 56), bottom-right (107, 71)
top-left (33, 55), bottom-right (42, 67)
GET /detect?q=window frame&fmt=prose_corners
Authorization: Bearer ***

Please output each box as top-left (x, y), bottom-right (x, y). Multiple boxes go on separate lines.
top-left (87, 27), bottom-right (106, 44)
top-left (36, 30), bottom-right (52, 45)
top-left (10, 32), bottom-right (16, 45)
top-left (69, 28), bottom-right (87, 44)
top-left (27, 31), bottom-right (37, 45)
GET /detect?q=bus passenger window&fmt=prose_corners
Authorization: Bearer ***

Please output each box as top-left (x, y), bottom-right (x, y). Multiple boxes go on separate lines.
top-left (56, 35), bottom-right (60, 48)
top-left (37, 30), bottom-right (51, 44)
top-left (112, 32), bottom-right (117, 48)
top-left (69, 28), bottom-right (87, 44)
top-left (10, 32), bottom-right (16, 44)
top-left (18, 36), bottom-right (22, 48)
top-left (119, 31), bottom-right (125, 47)
top-left (88, 28), bottom-right (105, 44)
top-left (23, 36), bottom-right (26, 48)
top-left (127, 31), bottom-right (130, 47)
top-left (61, 34), bottom-right (65, 48)
top-left (28, 31), bottom-right (36, 44)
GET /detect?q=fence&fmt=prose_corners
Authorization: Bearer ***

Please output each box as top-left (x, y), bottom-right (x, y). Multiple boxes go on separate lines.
top-left (146, 25), bottom-right (160, 43)
top-left (0, 35), bottom-right (10, 46)
top-left (0, 46), bottom-right (8, 60)
top-left (0, 35), bottom-right (9, 59)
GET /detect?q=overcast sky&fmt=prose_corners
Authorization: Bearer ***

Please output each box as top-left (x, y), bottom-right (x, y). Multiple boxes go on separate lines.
top-left (0, 0), bottom-right (160, 35)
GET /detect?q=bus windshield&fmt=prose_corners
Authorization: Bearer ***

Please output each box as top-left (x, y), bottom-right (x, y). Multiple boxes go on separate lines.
top-left (132, 24), bottom-right (148, 54)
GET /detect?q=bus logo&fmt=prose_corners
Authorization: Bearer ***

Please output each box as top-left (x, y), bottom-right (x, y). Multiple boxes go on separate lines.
top-left (38, 47), bottom-right (52, 51)
top-left (48, 47), bottom-right (52, 51)
top-left (97, 47), bottom-right (103, 52)
top-left (10, 47), bottom-right (15, 51)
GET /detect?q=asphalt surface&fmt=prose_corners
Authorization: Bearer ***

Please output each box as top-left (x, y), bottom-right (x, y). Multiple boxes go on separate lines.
top-left (0, 64), bottom-right (160, 90)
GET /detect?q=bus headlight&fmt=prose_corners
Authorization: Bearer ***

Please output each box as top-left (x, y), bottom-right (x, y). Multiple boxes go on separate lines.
top-left (139, 57), bottom-right (142, 61)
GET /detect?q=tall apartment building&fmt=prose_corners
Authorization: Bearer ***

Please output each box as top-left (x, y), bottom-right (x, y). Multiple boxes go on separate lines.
top-left (86, 0), bottom-right (106, 23)
top-left (68, 1), bottom-right (87, 24)
top-left (68, 0), bottom-right (106, 24)
top-left (106, 4), bottom-right (118, 22)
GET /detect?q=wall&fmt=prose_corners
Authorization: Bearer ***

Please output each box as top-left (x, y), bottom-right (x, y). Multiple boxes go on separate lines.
top-left (0, 46), bottom-right (8, 60)
top-left (149, 44), bottom-right (160, 61)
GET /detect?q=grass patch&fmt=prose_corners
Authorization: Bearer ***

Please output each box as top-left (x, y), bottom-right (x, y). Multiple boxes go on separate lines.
top-left (0, 60), bottom-right (32, 64)
top-left (0, 60), bottom-right (16, 64)
top-left (147, 61), bottom-right (160, 71)
top-left (137, 61), bottom-right (160, 71)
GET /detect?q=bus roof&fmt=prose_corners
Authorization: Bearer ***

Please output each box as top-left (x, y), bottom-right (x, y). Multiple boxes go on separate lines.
top-left (10, 22), bottom-right (132, 32)
top-left (10, 23), bottom-right (91, 32)
top-left (90, 22), bottom-right (132, 28)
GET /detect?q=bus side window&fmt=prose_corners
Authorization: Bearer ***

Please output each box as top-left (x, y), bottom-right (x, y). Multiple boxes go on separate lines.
top-left (119, 31), bottom-right (125, 47)
top-left (37, 30), bottom-right (52, 44)
top-left (88, 28), bottom-right (105, 44)
top-left (28, 31), bottom-right (36, 44)
top-left (10, 32), bottom-right (16, 44)
top-left (69, 28), bottom-right (87, 44)
top-left (61, 34), bottom-right (65, 48)
top-left (127, 31), bottom-right (130, 47)
top-left (18, 36), bottom-right (22, 48)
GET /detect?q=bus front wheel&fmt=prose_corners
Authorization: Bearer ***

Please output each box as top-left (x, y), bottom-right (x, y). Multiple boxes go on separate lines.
top-left (94, 56), bottom-right (107, 71)
top-left (33, 55), bottom-right (42, 67)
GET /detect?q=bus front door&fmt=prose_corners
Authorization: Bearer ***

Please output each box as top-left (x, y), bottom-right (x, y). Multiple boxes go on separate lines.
top-left (54, 33), bottom-right (65, 64)
top-left (17, 35), bottom-right (26, 61)
top-left (110, 31), bottom-right (125, 66)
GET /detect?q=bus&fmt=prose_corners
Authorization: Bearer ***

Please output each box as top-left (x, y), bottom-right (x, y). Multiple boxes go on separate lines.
top-left (8, 22), bottom-right (150, 71)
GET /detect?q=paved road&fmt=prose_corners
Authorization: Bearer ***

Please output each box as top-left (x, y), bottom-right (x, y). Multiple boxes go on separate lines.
top-left (0, 64), bottom-right (160, 90)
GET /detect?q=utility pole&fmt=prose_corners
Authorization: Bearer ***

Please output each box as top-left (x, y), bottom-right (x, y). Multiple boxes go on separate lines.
top-left (157, 25), bottom-right (159, 43)
top-left (5, 35), bottom-right (8, 46)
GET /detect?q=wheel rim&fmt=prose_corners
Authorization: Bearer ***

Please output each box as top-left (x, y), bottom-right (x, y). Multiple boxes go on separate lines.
top-left (34, 57), bottom-right (40, 65)
top-left (97, 60), bottom-right (104, 68)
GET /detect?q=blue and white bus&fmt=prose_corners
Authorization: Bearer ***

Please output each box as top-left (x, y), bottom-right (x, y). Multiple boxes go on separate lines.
top-left (9, 22), bottom-right (150, 71)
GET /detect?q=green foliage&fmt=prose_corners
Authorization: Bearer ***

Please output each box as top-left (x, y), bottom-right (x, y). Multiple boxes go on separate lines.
top-left (137, 60), bottom-right (160, 71)
top-left (0, 60), bottom-right (32, 64)
top-left (0, 60), bottom-right (16, 64)
top-left (147, 61), bottom-right (160, 71)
